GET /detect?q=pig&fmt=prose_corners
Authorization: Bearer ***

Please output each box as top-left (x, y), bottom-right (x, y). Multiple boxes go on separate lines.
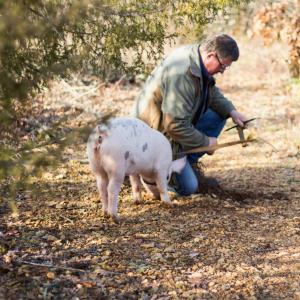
top-left (86, 117), bottom-right (186, 222)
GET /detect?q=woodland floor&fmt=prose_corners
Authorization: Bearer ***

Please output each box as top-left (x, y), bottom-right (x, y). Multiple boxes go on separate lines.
top-left (1, 38), bottom-right (300, 299)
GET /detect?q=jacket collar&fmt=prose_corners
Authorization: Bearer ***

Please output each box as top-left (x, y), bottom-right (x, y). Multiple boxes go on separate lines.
top-left (189, 44), bottom-right (203, 78)
top-left (189, 44), bottom-right (215, 85)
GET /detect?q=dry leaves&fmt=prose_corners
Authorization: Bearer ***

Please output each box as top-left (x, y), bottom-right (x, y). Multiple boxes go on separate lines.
top-left (1, 38), bottom-right (300, 299)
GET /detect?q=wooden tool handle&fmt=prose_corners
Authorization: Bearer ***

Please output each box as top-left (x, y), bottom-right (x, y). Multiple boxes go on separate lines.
top-left (184, 139), bottom-right (257, 154)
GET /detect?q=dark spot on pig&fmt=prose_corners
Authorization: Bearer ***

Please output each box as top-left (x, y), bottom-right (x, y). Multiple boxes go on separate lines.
top-left (98, 136), bottom-right (102, 144)
top-left (130, 159), bottom-right (135, 165)
top-left (142, 143), bottom-right (148, 152)
top-left (133, 126), bottom-right (137, 137)
top-left (124, 151), bottom-right (130, 160)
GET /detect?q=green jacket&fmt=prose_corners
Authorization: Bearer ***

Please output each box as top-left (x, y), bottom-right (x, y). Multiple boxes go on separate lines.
top-left (132, 44), bottom-right (235, 153)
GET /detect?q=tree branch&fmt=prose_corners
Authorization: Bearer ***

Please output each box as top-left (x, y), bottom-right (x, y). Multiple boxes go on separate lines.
top-left (16, 260), bottom-right (86, 273)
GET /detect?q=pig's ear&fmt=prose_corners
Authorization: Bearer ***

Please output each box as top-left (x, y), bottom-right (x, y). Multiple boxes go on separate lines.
top-left (171, 156), bottom-right (187, 174)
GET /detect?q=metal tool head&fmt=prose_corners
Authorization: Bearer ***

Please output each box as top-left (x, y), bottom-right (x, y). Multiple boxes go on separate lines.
top-left (225, 118), bottom-right (257, 132)
top-left (225, 118), bottom-right (257, 147)
top-left (237, 126), bottom-right (248, 147)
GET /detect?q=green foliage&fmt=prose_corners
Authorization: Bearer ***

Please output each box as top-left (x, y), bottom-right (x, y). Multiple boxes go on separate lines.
top-left (0, 0), bottom-right (251, 103)
top-left (0, 0), bottom-right (250, 208)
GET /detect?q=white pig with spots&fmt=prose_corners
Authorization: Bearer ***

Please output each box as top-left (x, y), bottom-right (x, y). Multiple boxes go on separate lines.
top-left (87, 117), bottom-right (186, 222)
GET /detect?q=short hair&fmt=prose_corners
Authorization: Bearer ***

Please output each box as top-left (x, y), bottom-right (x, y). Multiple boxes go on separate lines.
top-left (202, 34), bottom-right (239, 61)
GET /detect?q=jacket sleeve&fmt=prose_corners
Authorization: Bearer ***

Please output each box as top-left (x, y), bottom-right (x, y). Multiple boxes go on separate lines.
top-left (209, 85), bottom-right (236, 119)
top-left (160, 72), bottom-right (210, 151)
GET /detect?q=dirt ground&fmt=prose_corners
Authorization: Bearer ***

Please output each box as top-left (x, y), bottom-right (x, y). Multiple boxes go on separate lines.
top-left (1, 37), bottom-right (300, 299)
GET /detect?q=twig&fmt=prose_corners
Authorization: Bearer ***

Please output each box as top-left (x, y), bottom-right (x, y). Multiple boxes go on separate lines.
top-left (15, 139), bottom-right (61, 154)
top-left (60, 80), bottom-right (80, 97)
top-left (184, 138), bottom-right (257, 154)
top-left (257, 137), bottom-right (279, 152)
top-left (60, 215), bottom-right (74, 224)
top-left (17, 260), bottom-right (86, 273)
top-left (72, 85), bottom-right (100, 102)
top-left (112, 75), bottom-right (126, 91)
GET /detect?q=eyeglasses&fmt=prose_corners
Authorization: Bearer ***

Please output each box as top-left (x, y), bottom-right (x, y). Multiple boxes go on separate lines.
top-left (215, 53), bottom-right (230, 71)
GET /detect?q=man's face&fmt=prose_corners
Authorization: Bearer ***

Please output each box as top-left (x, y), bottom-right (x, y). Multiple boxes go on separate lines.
top-left (204, 52), bottom-right (233, 76)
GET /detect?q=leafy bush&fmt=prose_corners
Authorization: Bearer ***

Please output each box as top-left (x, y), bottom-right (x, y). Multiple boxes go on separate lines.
top-left (252, 0), bottom-right (300, 78)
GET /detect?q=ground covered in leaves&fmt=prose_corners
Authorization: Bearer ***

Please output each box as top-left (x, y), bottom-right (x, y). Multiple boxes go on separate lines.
top-left (1, 38), bottom-right (300, 299)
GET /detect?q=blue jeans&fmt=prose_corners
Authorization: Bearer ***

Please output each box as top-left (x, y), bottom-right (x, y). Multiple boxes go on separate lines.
top-left (173, 109), bottom-right (226, 196)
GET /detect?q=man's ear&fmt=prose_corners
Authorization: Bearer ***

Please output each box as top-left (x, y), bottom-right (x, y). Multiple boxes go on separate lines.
top-left (171, 156), bottom-right (187, 174)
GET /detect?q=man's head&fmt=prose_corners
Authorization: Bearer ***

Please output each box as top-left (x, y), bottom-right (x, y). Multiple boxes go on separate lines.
top-left (200, 33), bottom-right (239, 75)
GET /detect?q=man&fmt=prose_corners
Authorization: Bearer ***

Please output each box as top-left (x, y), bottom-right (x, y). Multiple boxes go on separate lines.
top-left (132, 33), bottom-right (248, 196)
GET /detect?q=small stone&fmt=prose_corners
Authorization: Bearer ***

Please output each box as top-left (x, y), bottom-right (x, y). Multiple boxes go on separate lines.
top-left (43, 234), bottom-right (57, 241)
top-left (36, 230), bottom-right (46, 237)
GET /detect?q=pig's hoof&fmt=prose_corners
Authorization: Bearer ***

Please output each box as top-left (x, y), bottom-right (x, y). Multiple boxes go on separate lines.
top-left (103, 211), bottom-right (110, 219)
top-left (145, 193), bottom-right (159, 200)
top-left (111, 215), bottom-right (120, 224)
top-left (161, 201), bottom-right (173, 208)
top-left (133, 199), bottom-right (143, 205)
top-left (168, 191), bottom-right (178, 199)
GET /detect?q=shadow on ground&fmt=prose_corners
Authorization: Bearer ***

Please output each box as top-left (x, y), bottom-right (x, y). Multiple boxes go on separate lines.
top-left (1, 163), bottom-right (299, 299)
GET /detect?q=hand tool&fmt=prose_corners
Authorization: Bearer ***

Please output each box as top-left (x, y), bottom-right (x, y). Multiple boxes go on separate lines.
top-left (184, 118), bottom-right (257, 154)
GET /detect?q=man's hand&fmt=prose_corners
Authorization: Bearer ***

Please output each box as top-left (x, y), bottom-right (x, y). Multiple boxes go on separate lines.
top-left (207, 137), bottom-right (218, 155)
top-left (230, 110), bottom-right (248, 128)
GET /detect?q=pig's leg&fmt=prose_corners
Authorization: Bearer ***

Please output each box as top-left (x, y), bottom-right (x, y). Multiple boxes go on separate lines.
top-left (155, 172), bottom-right (172, 207)
top-left (129, 174), bottom-right (142, 204)
top-left (96, 175), bottom-right (109, 217)
top-left (107, 173), bottom-right (124, 222)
